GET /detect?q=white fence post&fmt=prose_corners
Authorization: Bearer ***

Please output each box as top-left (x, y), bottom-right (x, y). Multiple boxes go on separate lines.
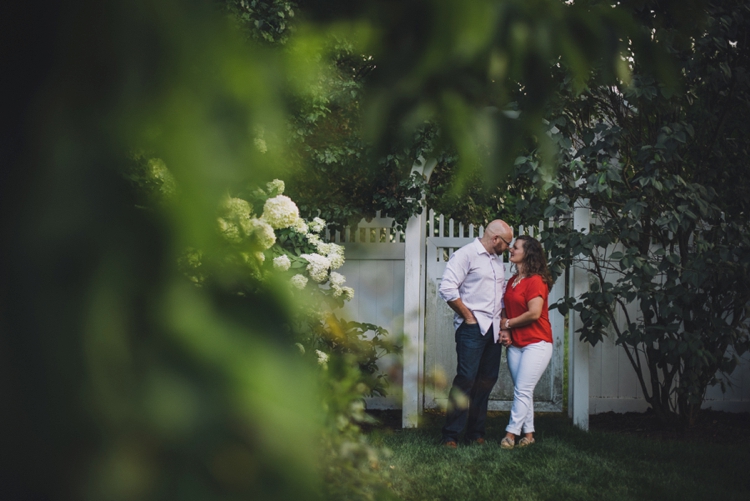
top-left (569, 199), bottom-right (591, 430)
top-left (402, 158), bottom-right (436, 428)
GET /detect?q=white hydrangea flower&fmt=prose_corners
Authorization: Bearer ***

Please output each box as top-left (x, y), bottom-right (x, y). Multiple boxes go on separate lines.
top-left (301, 253), bottom-right (331, 283)
top-left (222, 197), bottom-right (253, 220)
top-left (218, 218), bottom-right (243, 244)
top-left (327, 242), bottom-right (344, 256)
top-left (239, 218), bottom-right (254, 238)
top-left (292, 218), bottom-right (309, 234)
top-left (341, 287), bottom-right (354, 301)
top-left (217, 196), bottom-right (256, 244)
top-left (328, 245), bottom-right (345, 270)
top-left (331, 285), bottom-right (343, 297)
top-left (306, 233), bottom-right (321, 246)
top-left (316, 241), bottom-right (332, 256)
top-left (315, 349), bottom-right (329, 367)
top-left (261, 195), bottom-right (299, 229)
top-left (291, 274), bottom-right (308, 289)
top-left (254, 137), bottom-right (268, 154)
top-left (308, 217), bottom-right (326, 233)
top-left (239, 252), bottom-right (264, 271)
top-left (273, 254), bottom-right (291, 271)
top-left (329, 255), bottom-right (345, 270)
top-left (246, 218), bottom-right (276, 249)
top-left (266, 179), bottom-right (284, 196)
top-left (329, 272), bottom-right (346, 288)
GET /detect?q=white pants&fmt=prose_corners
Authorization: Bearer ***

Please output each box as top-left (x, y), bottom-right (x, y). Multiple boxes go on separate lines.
top-left (506, 341), bottom-right (553, 435)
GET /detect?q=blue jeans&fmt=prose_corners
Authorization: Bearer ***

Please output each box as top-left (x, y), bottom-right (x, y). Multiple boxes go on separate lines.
top-left (442, 323), bottom-right (502, 442)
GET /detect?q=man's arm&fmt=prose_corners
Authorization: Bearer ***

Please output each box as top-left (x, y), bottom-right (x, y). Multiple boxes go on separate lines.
top-left (439, 250), bottom-right (475, 322)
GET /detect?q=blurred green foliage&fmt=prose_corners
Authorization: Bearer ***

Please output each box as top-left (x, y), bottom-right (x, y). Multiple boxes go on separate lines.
top-left (1, 0), bottom-right (680, 499)
top-left (215, 0), bottom-right (659, 230)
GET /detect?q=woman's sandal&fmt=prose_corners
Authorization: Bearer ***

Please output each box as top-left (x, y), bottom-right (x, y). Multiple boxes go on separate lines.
top-left (500, 436), bottom-right (515, 449)
top-left (517, 437), bottom-right (535, 447)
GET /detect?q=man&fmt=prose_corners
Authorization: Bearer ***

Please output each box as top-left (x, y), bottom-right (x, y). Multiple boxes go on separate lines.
top-left (438, 219), bottom-right (513, 447)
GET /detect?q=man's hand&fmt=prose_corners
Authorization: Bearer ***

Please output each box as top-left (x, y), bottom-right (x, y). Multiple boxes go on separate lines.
top-left (447, 298), bottom-right (477, 324)
top-left (499, 329), bottom-right (512, 347)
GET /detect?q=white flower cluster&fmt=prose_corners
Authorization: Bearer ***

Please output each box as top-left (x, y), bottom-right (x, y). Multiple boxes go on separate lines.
top-left (291, 274), bottom-right (308, 289)
top-left (246, 218), bottom-right (276, 249)
top-left (308, 217), bottom-right (326, 233)
top-left (306, 233), bottom-right (345, 270)
top-left (273, 254), bottom-right (291, 271)
top-left (315, 349), bottom-right (329, 368)
top-left (261, 195), bottom-right (300, 229)
top-left (223, 196), bottom-right (253, 219)
top-left (328, 271), bottom-right (354, 299)
top-left (329, 272), bottom-right (346, 288)
top-left (326, 244), bottom-right (345, 270)
top-left (241, 251), bottom-right (266, 265)
top-left (292, 218), bottom-right (308, 234)
top-left (217, 196), bottom-right (254, 244)
top-left (266, 179), bottom-right (284, 196)
top-left (301, 253), bottom-right (331, 283)
top-left (226, 181), bottom-right (353, 300)
top-left (306, 233), bottom-right (321, 246)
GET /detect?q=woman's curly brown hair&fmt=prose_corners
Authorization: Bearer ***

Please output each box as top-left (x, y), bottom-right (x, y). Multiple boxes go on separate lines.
top-left (515, 235), bottom-right (554, 289)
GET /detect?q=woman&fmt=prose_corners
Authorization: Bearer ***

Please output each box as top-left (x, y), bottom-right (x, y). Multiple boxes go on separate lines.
top-left (498, 235), bottom-right (554, 449)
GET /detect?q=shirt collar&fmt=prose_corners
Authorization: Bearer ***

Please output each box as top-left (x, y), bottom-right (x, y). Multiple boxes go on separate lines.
top-left (473, 238), bottom-right (492, 256)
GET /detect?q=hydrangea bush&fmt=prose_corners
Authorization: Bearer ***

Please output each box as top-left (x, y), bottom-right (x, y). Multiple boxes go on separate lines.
top-left (178, 177), bottom-right (396, 399)
top-left (132, 158), bottom-right (397, 501)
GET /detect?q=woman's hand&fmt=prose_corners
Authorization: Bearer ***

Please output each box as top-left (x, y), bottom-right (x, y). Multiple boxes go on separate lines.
top-left (499, 329), bottom-right (512, 347)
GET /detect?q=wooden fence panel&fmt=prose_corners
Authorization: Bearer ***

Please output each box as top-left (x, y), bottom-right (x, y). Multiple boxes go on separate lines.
top-left (334, 213), bottom-right (405, 409)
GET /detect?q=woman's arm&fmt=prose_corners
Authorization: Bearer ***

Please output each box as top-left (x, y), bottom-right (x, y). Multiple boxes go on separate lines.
top-left (503, 296), bottom-right (544, 330)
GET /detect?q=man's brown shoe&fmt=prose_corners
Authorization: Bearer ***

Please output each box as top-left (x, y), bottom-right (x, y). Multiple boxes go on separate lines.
top-left (443, 440), bottom-right (458, 448)
top-left (471, 437), bottom-right (486, 445)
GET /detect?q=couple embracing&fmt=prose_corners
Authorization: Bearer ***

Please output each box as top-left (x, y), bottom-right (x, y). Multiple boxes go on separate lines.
top-left (439, 219), bottom-right (554, 449)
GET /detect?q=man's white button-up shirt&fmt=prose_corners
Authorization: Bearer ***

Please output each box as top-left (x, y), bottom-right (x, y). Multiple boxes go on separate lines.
top-left (438, 238), bottom-right (506, 343)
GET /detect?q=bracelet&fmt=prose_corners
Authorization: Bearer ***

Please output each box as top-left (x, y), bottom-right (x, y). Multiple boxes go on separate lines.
top-left (504, 319), bottom-right (511, 329)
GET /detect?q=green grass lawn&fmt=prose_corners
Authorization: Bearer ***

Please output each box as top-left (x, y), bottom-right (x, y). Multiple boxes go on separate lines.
top-left (369, 411), bottom-right (750, 501)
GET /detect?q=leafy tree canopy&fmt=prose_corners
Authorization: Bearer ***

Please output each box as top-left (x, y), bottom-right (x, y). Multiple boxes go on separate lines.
top-left (515, 0), bottom-right (750, 425)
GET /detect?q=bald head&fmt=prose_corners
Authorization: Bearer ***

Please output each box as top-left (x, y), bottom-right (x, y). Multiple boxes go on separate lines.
top-left (481, 219), bottom-right (513, 255)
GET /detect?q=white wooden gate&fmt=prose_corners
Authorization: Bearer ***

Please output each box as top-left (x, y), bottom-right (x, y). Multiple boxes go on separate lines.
top-left (422, 211), bottom-right (565, 412)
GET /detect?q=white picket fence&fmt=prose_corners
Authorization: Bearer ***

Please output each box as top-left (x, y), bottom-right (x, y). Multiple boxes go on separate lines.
top-left (330, 211), bottom-right (750, 425)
